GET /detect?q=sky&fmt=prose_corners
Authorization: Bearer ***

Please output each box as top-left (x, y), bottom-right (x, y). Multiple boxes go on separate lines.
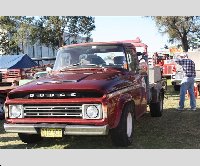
top-left (91, 16), bottom-right (169, 53)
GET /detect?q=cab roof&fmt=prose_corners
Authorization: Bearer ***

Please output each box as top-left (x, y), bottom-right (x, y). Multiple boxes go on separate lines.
top-left (61, 38), bottom-right (148, 53)
top-left (61, 41), bottom-right (136, 49)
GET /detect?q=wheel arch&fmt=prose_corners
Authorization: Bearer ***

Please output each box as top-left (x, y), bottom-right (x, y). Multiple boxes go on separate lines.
top-left (110, 94), bottom-right (135, 129)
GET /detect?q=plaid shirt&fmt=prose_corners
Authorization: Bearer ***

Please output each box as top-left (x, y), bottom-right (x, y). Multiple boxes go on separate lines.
top-left (174, 58), bottom-right (196, 77)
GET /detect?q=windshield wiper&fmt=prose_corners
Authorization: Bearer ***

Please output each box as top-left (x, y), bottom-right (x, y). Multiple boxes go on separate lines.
top-left (59, 63), bottom-right (102, 72)
top-left (83, 64), bottom-right (99, 67)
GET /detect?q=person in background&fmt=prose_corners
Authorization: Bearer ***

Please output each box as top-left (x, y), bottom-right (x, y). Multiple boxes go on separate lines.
top-left (11, 80), bottom-right (18, 86)
top-left (174, 52), bottom-right (196, 111)
top-left (153, 52), bottom-right (158, 65)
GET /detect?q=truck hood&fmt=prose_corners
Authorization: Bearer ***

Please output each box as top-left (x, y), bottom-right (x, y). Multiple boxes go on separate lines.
top-left (10, 69), bottom-right (130, 94)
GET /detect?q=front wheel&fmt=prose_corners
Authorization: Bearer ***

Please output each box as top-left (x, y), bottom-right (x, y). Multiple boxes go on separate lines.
top-left (110, 103), bottom-right (134, 147)
top-left (18, 133), bottom-right (43, 144)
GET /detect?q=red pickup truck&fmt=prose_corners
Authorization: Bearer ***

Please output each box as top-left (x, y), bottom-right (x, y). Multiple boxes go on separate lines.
top-left (4, 39), bottom-right (165, 147)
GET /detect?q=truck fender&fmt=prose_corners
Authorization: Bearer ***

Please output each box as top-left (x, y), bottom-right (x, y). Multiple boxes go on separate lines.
top-left (111, 93), bottom-right (135, 129)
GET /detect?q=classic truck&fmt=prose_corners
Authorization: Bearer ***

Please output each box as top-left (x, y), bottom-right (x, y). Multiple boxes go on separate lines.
top-left (4, 39), bottom-right (165, 147)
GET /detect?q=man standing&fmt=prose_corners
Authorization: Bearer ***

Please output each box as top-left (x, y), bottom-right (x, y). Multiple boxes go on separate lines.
top-left (174, 52), bottom-right (196, 111)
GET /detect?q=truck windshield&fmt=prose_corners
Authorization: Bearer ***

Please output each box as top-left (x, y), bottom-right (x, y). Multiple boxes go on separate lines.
top-left (53, 45), bottom-right (126, 71)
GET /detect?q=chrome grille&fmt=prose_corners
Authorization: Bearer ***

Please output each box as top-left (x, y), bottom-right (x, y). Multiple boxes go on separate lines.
top-left (23, 105), bottom-right (82, 118)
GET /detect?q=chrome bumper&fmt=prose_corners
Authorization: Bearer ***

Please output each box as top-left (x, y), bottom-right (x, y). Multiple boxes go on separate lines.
top-left (4, 123), bottom-right (109, 135)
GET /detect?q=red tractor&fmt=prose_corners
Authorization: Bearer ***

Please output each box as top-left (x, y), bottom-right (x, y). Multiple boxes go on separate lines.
top-left (153, 52), bottom-right (176, 78)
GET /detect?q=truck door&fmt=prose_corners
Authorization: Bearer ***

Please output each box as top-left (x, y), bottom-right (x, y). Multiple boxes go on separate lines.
top-left (125, 48), bottom-right (147, 118)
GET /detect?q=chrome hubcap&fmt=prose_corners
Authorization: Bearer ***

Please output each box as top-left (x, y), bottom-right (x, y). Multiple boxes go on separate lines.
top-left (127, 113), bottom-right (132, 137)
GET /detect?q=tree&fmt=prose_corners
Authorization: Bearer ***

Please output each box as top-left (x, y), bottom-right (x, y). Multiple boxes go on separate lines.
top-left (33, 16), bottom-right (95, 49)
top-left (188, 35), bottom-right (200, 49)
top-left (151, 16), bottom-right (200, 52)
top-left (0, 16), bottom-right (34, 54)
top-left (13, 16), bottom-right (34, 53)
top-left (0, 16), bottom-right (95, 55)
top-left (0, 16), bottom-right (20, 54)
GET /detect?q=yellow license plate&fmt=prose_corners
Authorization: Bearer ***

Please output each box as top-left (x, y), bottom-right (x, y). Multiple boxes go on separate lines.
top-left (41, 128), bottom-right (63, 138)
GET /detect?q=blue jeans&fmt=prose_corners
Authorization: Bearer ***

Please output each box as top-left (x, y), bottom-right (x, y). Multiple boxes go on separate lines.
top-left (179, 77), bottom-right (196, 109)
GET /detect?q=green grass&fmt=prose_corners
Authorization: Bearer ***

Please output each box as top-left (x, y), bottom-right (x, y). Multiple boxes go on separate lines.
top-left (1, 80), bottom-right (200, 149)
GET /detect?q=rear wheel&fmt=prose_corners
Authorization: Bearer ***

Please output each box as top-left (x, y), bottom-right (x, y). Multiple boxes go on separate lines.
top-left (18, 133), bottom-right (43, 144)
top-left (110, 103), bottom-right (134, 147)
top-left (150, 94), bottom-right (163, 117)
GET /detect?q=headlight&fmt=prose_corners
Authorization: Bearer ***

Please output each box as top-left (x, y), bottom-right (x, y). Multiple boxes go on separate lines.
top-left (83, 104), bottom-right (102, 119)
top-left (86, 106), bottom-right (99, 118)
top-left (9, 105), bottom-right (23, 118)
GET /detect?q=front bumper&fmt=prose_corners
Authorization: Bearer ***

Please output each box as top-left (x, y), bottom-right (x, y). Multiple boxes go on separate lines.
top-left (4, 123), bottom-right (109, 135)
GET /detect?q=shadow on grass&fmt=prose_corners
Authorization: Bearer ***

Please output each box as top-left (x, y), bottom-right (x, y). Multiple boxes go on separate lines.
top-left (0, 137), bottom-right (20, 143)
top-left (0, 135), bottom-right (115, 149)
